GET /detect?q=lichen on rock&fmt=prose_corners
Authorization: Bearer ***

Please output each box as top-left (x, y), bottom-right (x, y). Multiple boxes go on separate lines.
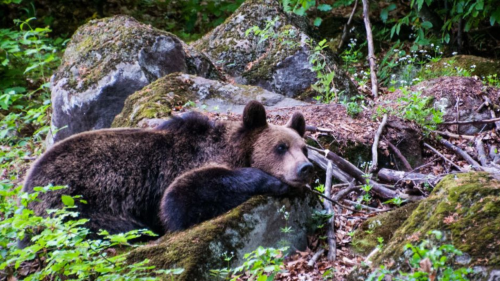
top-left (191, 0), bottom-right (357, 99)
top-left (50, 15), bottom-right (220, 144)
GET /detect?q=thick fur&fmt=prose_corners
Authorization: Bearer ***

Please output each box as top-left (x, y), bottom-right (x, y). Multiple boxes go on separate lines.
top-left (22, 101), bottom-right (310, 239)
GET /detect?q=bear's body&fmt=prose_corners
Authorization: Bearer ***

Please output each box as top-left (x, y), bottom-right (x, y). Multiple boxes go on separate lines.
top-left (23, 101), bottom-right (312, 237)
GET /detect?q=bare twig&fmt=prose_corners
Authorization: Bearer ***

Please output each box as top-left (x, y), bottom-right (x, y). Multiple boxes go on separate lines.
top-left (439, 138), bottom-right (481, 169)
top-left (308, 149), bottom-right (354, 183)
top-left (377, 168), bottom-right (440, 187)
top-left (384, 137), bottom-right (412, 171)
top-left (307, 249), bottom-right (325, 267)
top-left (369, 114), bottom-right (388, 173)
top-left (305, 125), bottom-right (334, 134)
top-left (362, 0), bottom-right (378, 97)
top-left (307, 146), bottom-right (402, 200)
top-left (332, 180), bottom-right (360, 201)
top-left (433, 130), bottom-right (474, 140)
top-left (440, 117), bottom-right (500, 125)
top-left (324, 161), bottom-right (336, 261)
top-left (338, 0), bottom-right (359, 49)
top-left (423, 142), bottom-right (464, 172)
top-left (342, 199), bottom-right (387, 212)
top-left (475, 137), bottom-right (489, 166)
top-left (482, 95), bottom-right (500, 131)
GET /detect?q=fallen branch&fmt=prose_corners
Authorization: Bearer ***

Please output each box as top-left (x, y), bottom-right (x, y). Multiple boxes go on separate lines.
top-left (475, 137), bottom-right (489, 166)
top-left (377, 168), bottom-right (441, 187)
top-left (342, 199), bottom-right (387, 212)
top-left (439, 138), bottom-right (481, 169)
top-left (324, 161), bottom-right (336, 261)
top-left (482, 95), bottom-right (500, 131)
top-left (308, 149), bottom-right (354, 183)
top-left (440, 117), bottom-right (500, 125)
top-left (307, 249), bottom-right (325, 267)
top-left (305, 125), bottom-right (334, 134)
top-left (433, 130), bottom-right (474, 140)
top-left (307, 146), bottom-right (402, 200)
top-left (384, 137), bottom-right (412, 171)
top-left (369, 114), bottom-right (388, 173)
top-left (423, 142), bottom-right (464, 172)
top-left (332, 180), bottom-right (359, 201)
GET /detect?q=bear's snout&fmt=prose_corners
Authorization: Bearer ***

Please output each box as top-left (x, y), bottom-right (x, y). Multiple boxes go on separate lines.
top-left (297, 162), bottom-right (314, 181)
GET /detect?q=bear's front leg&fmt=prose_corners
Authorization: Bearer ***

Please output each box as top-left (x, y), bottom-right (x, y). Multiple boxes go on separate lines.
top-left (160, 165), bottom-right (289, 232)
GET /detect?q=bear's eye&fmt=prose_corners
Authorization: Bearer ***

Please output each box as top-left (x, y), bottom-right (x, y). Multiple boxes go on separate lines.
top-left (276, 143), bottom-right (288, 154)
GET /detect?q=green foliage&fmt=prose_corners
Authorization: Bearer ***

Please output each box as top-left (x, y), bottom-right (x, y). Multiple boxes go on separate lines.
top-left (308, 39), bottom-right (340, 104)
top-left (0, 184), bottom-right (183, 280)
top-left (282, 0), bottom-right (331, 26)
top-left (342, 95), bottom-right (364, 117)
top-left (231, 246), bottom-right (288, 281)
top-left (367, 230), bottom-right (473, 280)
top-left (0, 17), bottom-right (65, 148)
top-left (397, 89), bottom-right (444, 131)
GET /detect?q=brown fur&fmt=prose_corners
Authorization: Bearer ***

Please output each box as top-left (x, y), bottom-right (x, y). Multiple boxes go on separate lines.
top-left (22, 101), bottom-right (311, 238)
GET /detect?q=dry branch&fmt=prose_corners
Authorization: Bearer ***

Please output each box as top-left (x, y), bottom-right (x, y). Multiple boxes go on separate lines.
top-left (439, 138), bottom-right (481, 169)
top-left (338, 0), bottom-right (358, 49)
top-left (433, 130), bottom-right (474, 140)
top-left (362, 0), bottom-right (378, 97)
top-left (308, 149), bottom-right (354, 183)
top-left (475, 137), bottom-right (489, 166)
top-left (377, 168), bottom-right (440, 186)
top-left (369, 114), bottom-right (388, 173)
top-left (423, 142), bottom-right (464, 172)
top-left (384, 137), bottom-right (412, 171)
top-left (440, 117), bottom-right (500, 125)
top-left (307, 146), bottom-right (404, 200)
top-left (342, 199), bottom-right (386, 212)
top-left (324, 161), bottom-right (336, 261)
top-left (307, 249), bottom-right (325, 267)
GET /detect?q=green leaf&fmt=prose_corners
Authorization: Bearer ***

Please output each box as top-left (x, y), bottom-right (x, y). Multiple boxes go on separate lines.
top-left (421, 21), bottom-right (433, 29)
top-left (61, 195), bottom-right (74, 206)
top-left (317, 4), bottom-right (332, 11)
top-left (313, 17), bottom-right (323, 27)
top-left (490, 7), bottom-right (500, 25)
top-left (443, 33), bottom-right (450, 43)
top-left (380, 3), bottom-right (396, 22)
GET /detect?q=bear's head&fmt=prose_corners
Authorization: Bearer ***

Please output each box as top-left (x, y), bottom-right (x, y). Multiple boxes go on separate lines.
top-left (242, 101), bottom-right (313, 187)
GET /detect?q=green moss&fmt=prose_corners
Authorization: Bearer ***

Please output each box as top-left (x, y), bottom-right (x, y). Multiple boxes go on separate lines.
top-left (127, 196), bottom-right (269, 281)
top-left (112, 73), bottom-right (197, 127)
top-left (352, 203), bottom-right (419, 254)
top-left (372, 172), bottom-right (500, 267)
top-left (420, 55), bottom-right (500, 79)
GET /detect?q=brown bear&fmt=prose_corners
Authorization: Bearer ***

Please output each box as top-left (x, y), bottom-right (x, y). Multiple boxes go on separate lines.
top-left (22, 101), bottom-right (312, 238)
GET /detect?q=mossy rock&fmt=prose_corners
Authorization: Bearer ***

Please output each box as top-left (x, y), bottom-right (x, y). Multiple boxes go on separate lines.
top-left (420, 55), bottom-right (500, 80)
top-left (351, 202), bottom-right (419, 255)
top-left (371, 172), bottom-right (500, 268)
top-left (112, 73), bottom-right (306, 128)
top-left (50, 15), bottom-right (220, 144)
top-left (127, 193), bottom-right (319, 281)
top-left (191, 0), bottom-right (357, 99)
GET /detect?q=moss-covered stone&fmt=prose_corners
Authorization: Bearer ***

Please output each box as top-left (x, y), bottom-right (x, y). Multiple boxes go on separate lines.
top-left (351, 202), bottom-right (419, 255)
top-left (112, 73), bottom-right (306, 128)
top-left (371, 172), bottom-right (500, 267)
top-left (191, 0), bottom-right (357, 99)
top-left (420, 55), bottom-right (500, 80)
top-left (128, 193), bottom-right (319, 281)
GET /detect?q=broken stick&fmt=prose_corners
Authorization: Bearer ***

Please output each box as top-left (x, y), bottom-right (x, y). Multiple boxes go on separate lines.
top-left (324, 161), bottom-right (336, 261)
top-left (369, 114), bottom-right (388, 173)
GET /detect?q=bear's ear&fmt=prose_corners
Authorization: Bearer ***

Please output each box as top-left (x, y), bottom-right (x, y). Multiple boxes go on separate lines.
top-left (286, 112), bottom-right (306, 137)
top-left (243, 101), bottom-right (268, 130)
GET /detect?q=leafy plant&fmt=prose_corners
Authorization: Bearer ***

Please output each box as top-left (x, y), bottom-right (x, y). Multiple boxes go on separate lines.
top-left (398, 89), bottom-right (444, 131)
top-left (0, 184), bottom-right (183, 280)
top-left (367, 230), bottom-right (473, 280)
top-left (308, 39), bottom-right (341, 104)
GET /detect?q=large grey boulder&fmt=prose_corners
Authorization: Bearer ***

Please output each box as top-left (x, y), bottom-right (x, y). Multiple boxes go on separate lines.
top-left (127, 193), bottom-right (319, 281)
top-left (112, 72), bottom-right (307, 128)
top-left (49, 15), bottom-right (220, 144)
top-left (192, 0), bottom-right (357, 99)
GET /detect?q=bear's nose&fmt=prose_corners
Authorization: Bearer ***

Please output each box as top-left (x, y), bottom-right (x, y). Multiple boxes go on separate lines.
top-left (297, 162), bottom-right (313, 180)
